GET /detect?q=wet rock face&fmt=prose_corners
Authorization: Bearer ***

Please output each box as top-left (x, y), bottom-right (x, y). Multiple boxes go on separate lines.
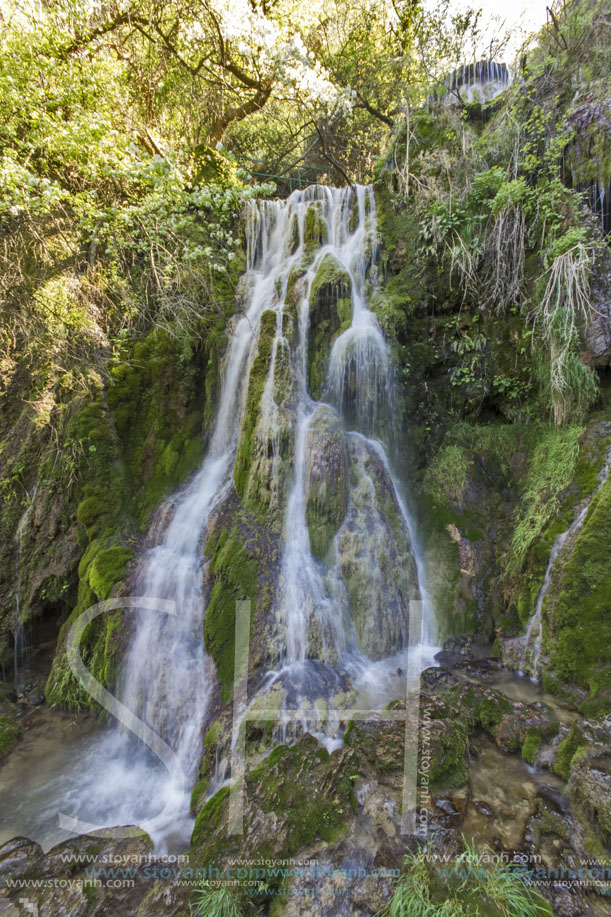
top-left (569, 749), bottom-right (611, 843)
top-left (234, 308), bottom-right (297, 525)
top-left (304, 202), bottom-right (328, 256)
top-left (583, 248), bottom-right (611, 363)
top-left (304, 406), bottom-right (350, 561)
top-left (0, 832), bottom-right (188, 917)
top-left (308, 253), bottom-right (353, 400)
top-left (191, 734), bottom-right (359, 866)
top-left (335, 436), bottom-right (419, 658)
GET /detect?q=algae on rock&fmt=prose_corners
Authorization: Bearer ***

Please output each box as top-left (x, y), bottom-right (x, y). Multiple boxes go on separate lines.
top-left (304, 406), bottom-right (349, 561)
top-left (335, 435), bottom-right (419, 657)
top-left (308, 254), bottom-right (353, 400)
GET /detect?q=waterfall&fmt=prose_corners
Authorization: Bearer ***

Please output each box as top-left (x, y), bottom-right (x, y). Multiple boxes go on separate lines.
top-left (243, 185), bottom-right (436, 740)
top-left (39, 192), bottom-right (299, 851)
top-left (523, 448), bottom-right (611, 680)
top-left (430, 60), bottom-right (512, 107)
top-left (25, 184), bottom-right (435, 851)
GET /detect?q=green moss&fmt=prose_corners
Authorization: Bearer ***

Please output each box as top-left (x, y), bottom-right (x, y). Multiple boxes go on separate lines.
top-left (204, 527), bottom-right (259, 703)
top-left (190, 778), bottom-right (210, 816)
top-left (553, 724), bottom-right (585, 780)
top-left (521, 727), bottom-right (542, 765)
top-left (534, 804), bottom-right (570, 842)
top-left (307, 254), bottom-right (352, 400)
top-left (107, 326), bottom-right (210, 527)
top-left (88, 546), bottom-right (132, 600)
top-left (244, 742), bottom-right (353, 858)
top-left (233, 310), bottom-right (276, 506)
top-left (449, 685), bottom-right (513, 737)
top-left (424, 444), bottom-right (472, 503)
top-left (428, 722), bottom-right (469, 788)
top-left (506, 425), bottom-right (582, 579)
top-left (191, 785), bottom-right (231, 848)
top-left (0, 716), bottom-right (19, 758)
top-left (76, 495), bottom-right (111, 537)
top-left (545, 476), bottom-right (611, 700)
top-left (303, 203), bottom-right (328, 255)
top-left (83, 881), bottom-right (97, 907)
top-left (204, 720), bottom-right (221, 751)
top-left (190, 737), bottom-right (355, 872)
top-left (89, 608), bottom-right (124, 691)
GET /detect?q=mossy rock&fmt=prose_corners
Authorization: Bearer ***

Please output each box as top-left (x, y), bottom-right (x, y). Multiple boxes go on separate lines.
top-left (233, 309), bottom-right (278, 509)
top-left (553, 724), bottom-right (586, 780)
top-left (448, 684), bottom-right (513, 737)
top-left (521, 727), bottom-right (542, 765)
top-left (345, 707), bottom-right (467, 787)
top-left (426, 718), bottom-right (469, 787)
top-left (307, 254), bottom-right (352, 400)
top-left (88, 547), bottom-right (132, 600)
top-left (304, 203), bottom-right (328, 256)
top-left (569, 749), bottom-right (611, 844)
top-left (191, 735), bottom-right (356, 872)
top-left (336, 436), bottom-right (418, 657)
top-left (204, 526), bottom-right (260, 703)
top-left (304, 406), bottom-right (349, 560)
top-left (544, 475), bottom-right (611, 705)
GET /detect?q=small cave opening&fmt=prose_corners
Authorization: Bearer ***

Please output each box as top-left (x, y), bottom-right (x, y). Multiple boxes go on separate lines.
top-left (596, 363), bottom-right (611, 397)
top-left (10, 600), bottom-right (66, 699)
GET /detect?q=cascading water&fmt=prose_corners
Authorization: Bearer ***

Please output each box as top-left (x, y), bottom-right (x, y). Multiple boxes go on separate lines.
top-left (241, 185), bottom-right (437, 743)
top-left (430, 60), bottom-right (512, 107)
top-left (0, 183), bottom-right (437, 851)
top-left (523, 448), bottom-right (611, 680)
top-left (4, 192), bottom-right (304, 852)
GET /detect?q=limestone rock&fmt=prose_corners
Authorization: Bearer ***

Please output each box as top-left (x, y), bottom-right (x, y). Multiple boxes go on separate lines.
top-left (304, 406), bottom-right (349, 561)
top-left (335, 436), bottom-right (419, 658)
top-left (307, 254), bottom-right (352, 399)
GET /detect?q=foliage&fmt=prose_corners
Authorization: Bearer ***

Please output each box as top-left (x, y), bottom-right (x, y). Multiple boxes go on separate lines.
top-left (190, 884), bottom-right (247, 917)
top-left (377, 842), bottom-right (552, 916)
top-left (424, 445), bottom-right (471, 503)
top-left (531, 241), bottom-right (599, 425)
top-left (506, 425), bottom-right (581, 577)
top-left (522, 727), bottom-right (542, 764)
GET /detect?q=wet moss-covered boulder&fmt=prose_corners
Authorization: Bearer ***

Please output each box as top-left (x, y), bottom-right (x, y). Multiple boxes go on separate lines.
top-left (304, 406), bottom-right (349, 561)
top-left (336, 436), bottom-right (419, 657)
top-left (190, 734), bottom-right (357, 870)
top-left (344, 699), bottom-right (468, 788)
top-left (304, 202), bottom-right (328, 256)
top-left (233, 309), bottom-right (296, 524)
top-left (308, 254), bottom-right (352, 400)
top-left (0, 831), bottom-right (178, 916)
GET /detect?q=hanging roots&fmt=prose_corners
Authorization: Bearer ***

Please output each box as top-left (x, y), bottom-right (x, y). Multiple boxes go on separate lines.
top-left (531, 242), bottom-right (598, 425)
top-left (481, 205), bottom-right (526, 313)
top-left (448, 233), bottom-right (479, 302)
top-left (533, 242), bottom-right (592, 347)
